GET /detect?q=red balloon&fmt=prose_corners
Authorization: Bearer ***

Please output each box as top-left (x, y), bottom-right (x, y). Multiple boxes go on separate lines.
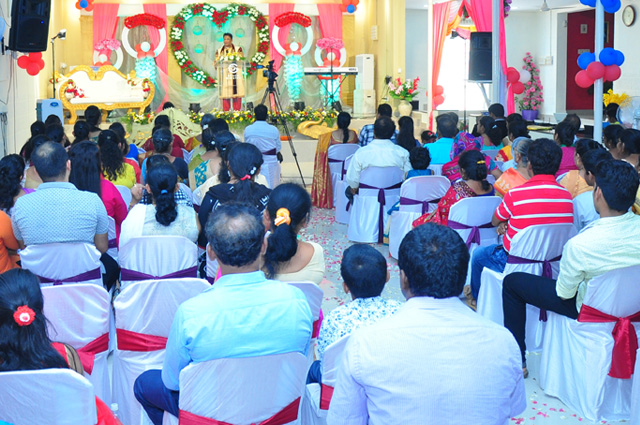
top-left (586, 61), bottom-right (605, 80)
top-left (433, 95), bottom-right (445, 106)
top-left (575, 70), bottom-right (594, 89)
top-left (16, 56), bottom-right (30, 69)
top-left (604, 64), bottom-right (622, 82)
top-left (511, 81), bottom-right (525, 95)
top-left (26, 63), bottom-right (41, 76)
top-left (434, 85), bottom-right (444, 96)
top-left (507, 67), bottom-right (520, 84)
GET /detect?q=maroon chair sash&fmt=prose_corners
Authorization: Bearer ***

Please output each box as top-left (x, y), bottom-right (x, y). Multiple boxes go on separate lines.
top-left (319, 384), bottom-right (334, 410)
top-left (358, 182), bottom-right (403, 243)
top-left (506, 254), bottom-right (562, 321)
top-left (108, 239), bottom-right (118, 249)
top-left (38, 267), bottom-right (102, 286)
top-left (116, 328), bottom-right (168, 352)
top-left (447, 220), bottom-right (494, 249)
top-left (120, 266), bottom-right (198, 282)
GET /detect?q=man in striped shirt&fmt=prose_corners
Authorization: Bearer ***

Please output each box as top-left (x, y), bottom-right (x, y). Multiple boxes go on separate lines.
top-left (469, 139), bottom-right (574, 301)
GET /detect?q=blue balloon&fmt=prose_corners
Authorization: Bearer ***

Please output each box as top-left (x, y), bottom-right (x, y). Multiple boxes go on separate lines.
top-left (79, 0), bottom-right (89, 8)
top-left (577, 52), bottom-right (595, 70)
top-left (599, 47), bottom-right (617, 66)
top-left (602, 0), bottom-right (621, 13)
top-left (614, 50), bottom-right (625, 66)
top-left (347, 4), bottom-right (355, 13)
top-left (579, 0), bottom-right (596, 6)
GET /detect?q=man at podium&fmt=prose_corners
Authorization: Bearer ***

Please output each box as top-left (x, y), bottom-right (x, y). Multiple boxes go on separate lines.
top-left (215, 33), bottom-right (245, 112)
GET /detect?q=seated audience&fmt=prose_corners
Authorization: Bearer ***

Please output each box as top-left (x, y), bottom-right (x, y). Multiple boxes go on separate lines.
top-left (506, 112), bottom-right (524, 124)
top-left (84, 105), bottom-right (103, 142)
top-left (573, 148), bottom-right (612, 230)
top-left (141, 128), bottom-right (189, 184)
top-left (480, 123), bottom-right (504, 151)
top-left (308, 244), bottom-right (401, 383)
top-left (69, 141), bottom-right (128, 245)
top-left (413, 150), bottom-right (495, 227)
top-left (0, 154), bottom-right (34, 215)
top-left (496, 120), bottom-right (529, 162)
top-left (503, 159), bottom-right (640, 377)
top-left (30, 120), bottom-right (46, 138)
top-left (330, 112), bottom-right (358, 145)
top-left (21, 135), bottom-right (49, 189)
top-left (44, 114), bottom-right (62, 130)
top-left (554, 121), bottom-right (579, 177)
top-left (327, 223), bottom-right (525, 424)
top-left (602, 124), bottom-right (624, 154)
top-left (603, 102), bottom-right (620, 127)
top-left (442, 132), bottom-right (502, 182)
top-left (420, 130), bottom-right (437, 145)
top-left (188, 129), bottom-right (233, 189)
top-left (120, 163), bottom-right (199, 248)
top-left (263, 183), bottom-right (325, 284)
top-left (72, 120), bottom-right (91, 145)
top-left (427, 114), bottom-right (458, 164)
top-left (134, 204), bottom-right (313, 424)
top-left (607, 128), bottom-right (640, 171)
top-left (188, 118), bottom-right (231, 160)
top-left (109, 122), bottom-right (141, 184)
top-left (562, 113), bottom-right (582, 144)
top-left (488, 102), bottom-right (509, 140)
top-left (407, 147), bottom-right (432, 178)
top-left (358, 104), bottom-right (398, 146)
top-left (469, 115), bottom-right (494, 142)
top-left (244, 104), bottom-right (281, 159)
top-left (0, 269), bottom-right (121, 425)
top-left (184, 113), bottom-right (214, 152)
top-left (45, 124), bottom-right (70, 148)
top-left (11, 142), bottom-right (116, 289)
top-left (346, 116), bottom-right (411, 192)
top-left (98, 130), bottom-right (137, 189)
top-left (558, 139), bottom-right (602, 198)
top-left (396, 116), bottom-right (420, 152)
top-left (495, 138), bottom-right (532, 197)
top-left (141, 115), bottom-right (186, 159)
top-left (132, 156), bottom-right (194, 209)
top-left (468, 139), bottom-right (573, 303)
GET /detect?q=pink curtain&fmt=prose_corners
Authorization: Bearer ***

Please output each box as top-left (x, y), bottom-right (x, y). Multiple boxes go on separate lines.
top-left (269, 4), bottom-right (295, 73)
top-left (92, 3), bottom-right (120, 63)
top-left (143, 4), bottom-right (169, 110)
top-left (432, 2), bottom-right (451, 103)
top-left (317, 4), bottom-right (343, 39)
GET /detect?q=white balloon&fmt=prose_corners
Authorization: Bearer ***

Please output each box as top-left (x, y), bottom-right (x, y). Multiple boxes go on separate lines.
top-left (98, 54), bottom-right (108, 63)
top-left (519, 69), bottom-right (532, 84)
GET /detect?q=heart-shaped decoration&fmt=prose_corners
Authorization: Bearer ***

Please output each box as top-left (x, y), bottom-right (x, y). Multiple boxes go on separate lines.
top-left (170, 3), bottom-right (269, 88)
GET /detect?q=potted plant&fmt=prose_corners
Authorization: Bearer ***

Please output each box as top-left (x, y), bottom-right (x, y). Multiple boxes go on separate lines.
top-left (388, 77), bottom-right (420, 117)
top-left (517, 52), bottom-right (543, 121)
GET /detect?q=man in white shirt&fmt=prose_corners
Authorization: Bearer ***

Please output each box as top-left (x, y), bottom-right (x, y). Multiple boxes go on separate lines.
top-left (327, 223), bottom-right (526, 425)
top-left (346, 116), bottom-right (411, 192)
top-left (573, 148), bottom-right (611, 231)
top-left (244, 104), bottom-right (281, 188)
top-left (503, 159), bottom-right (640, 377)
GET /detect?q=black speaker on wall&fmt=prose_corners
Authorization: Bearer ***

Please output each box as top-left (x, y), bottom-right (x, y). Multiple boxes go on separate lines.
top-left (8, 0), bottom-right (51, 52)
top-left (469, 32), bottom-right (492, 82)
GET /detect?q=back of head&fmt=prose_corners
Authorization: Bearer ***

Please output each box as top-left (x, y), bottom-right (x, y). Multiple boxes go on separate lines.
top-left (619, 128), bottom-right (640, 155)
top-left (162, 102), bottom-right (175, 110)
top-left (373, 116), bottom-right (396, 140)
top-left (458, 149), bottom-right (490, 190)
top-left (606, 103), bottom-right (619, 121)
top-left (377, 103), bottom-right (392, 117)
top-left (340, 244), bottom-right (388, 298)
top-left (147, 163), bottom-right (178, 226)
top-left (603, 124), bottom-right (624, 149)
top-left (485, 125), bottom-right (504, 146)
top-left (211, 118), bottom-right (230, 133)
top-left (0, 269), bottom-right (68, 372)
top-left (84, 105), bottom-right (101, 128)
top-left (0, 154), bottom-right (25, 210)
top-left (152, 128), bottom-right (173, 154)
top-left (200, 113), bottom-right (215, 130)
top-left (69, 141), bottom-right (102, 197)
top-left (201, 128), bottom-right (217, 151)
top-left (410, 147), bottom-right (431, 170)
top-left (528, 138), bottom-right (562, 176)
top-left (488, 103), bottom-right (505, 118)
top-left (145, 154), bottom-right (171, 181)
top-left (421, 130), bottom-right (437, 144)
top-left (479, 116), bottom-right (495, 132)
top-left (564, 113), bottom-right (582, 131)
top-left (227, 143), bottom-right (264, 204)
top-left (264, 183), bottom-right (311, 277)
top-left (397, 116), bottom-right (416, 152)
top-left (446, 112), bottom-right (459, 125)
top-left (154, 114), bottom-right (171, 129)
top-left (555, 121), bottom-right (577, 147)
top-left (254, 104), bottom-right (268, 121)
top-left (30, 121), bottom-right (46, 138)
top-left (437, 115), bottom-right (458, 138)
top-left (595, 159), bottom-right (639, 212)
top-left (217, 141), bottom-right (240, 184)
top-left (214, 130), bottom-right (236, 155)
top-left (337, 112), bottom-right (351, 143)
top-left (582, 148), bottom-right (612, 175)
top-left (23, 135), bottom-right (50, 163)
top-left (44, 114), bottom-right (62, 129)
top-left (205, 203), bottom-right (265, 268)
top-left (45, 125), bottom-right (66, 146)
top-left (506, 113), bottom-right (524, 124)
top-left (109, 122), bottom-right (127, 145)
top-left (73, 121), bottom-right (92, 144)
top-left (32, 141), bottom-right (68, 182)
top-left (575, 138), bottom-right (602, 159)
top-left (508, 120), bottom-right (529, 140)
top-left (398, 223), bottom-right (469, 298)
top-left (513, 138), bottom-right (532, 166)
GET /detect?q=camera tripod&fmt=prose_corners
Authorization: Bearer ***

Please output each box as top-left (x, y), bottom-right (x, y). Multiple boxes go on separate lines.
top-left (260, 66), bottom-right (306, 187)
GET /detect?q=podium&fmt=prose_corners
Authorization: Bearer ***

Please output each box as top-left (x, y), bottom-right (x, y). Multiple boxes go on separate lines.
top-left (216, 58), bottom-right (246, 111)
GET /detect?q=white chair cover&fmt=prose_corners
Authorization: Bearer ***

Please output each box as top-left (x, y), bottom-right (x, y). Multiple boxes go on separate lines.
top-left (556, 172), bottom-right (569, 183)
top-left (205, 245), bottom-right (219, 284)
top-left (328, 144), bottom-right (359, 206)
top-left (334, 154), bottom-right (355, 224)
top-left (540, 265), bottom-right (640, 422)
top-left (116, 185), bottom-right (132, 206)
top-left (477, 223), bottom-right (577, 351)
top-left (20, 242), bottom-right (103, 287)
top-left (448, 196), bottom-right (502, 251)
top-left (347, 166), bottom-right (404, 243)
top-left (388, 176), bottom-right (451, 259)
top-left (0, 369), bottom-right (97, 425)
top-left (428, 164), bottom-right (443, 176)
top-left (119, 236), bottom-right (198, 289)
top-left (630, 348), bottom-right (640, 425)
top-left (107, 216), bottom-right (118, 261)
top-left (286, 281), bottom-right (323, 364)
top-left (42, 284), bottom-right (111, 403)
top-left (112, 278), bottom-right (210, 425)
top-left (300, 335), bottom-right (350, 425)
top-left (169, 352), bottom-right (307, 425)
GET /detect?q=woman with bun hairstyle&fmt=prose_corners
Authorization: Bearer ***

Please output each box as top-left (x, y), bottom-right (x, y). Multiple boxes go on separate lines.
top-left (263, 183), bottom-right (325, 285)
top-left (72, 120), bottom-right (92, 145)
top-left (141, 128), bottom-right (189, 184)
top-left (0, 154), bottom-right (34, 215)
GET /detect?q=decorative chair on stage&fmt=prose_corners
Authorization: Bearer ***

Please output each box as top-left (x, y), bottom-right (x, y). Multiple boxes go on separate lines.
top-left (20, 242), bottom-right (103, 287)
top-left (388, 175), bottom-right (450, 259)
top-left (540, 264), bottom-right (640, 422)
top-left (334, 154), bottom-right (356, 224)
top-left (42, 284), bottom-right (111, 403)
top-left (328, 144), bottom-right (359, 206)
top-left (347, 166), bottom-right (404, 244)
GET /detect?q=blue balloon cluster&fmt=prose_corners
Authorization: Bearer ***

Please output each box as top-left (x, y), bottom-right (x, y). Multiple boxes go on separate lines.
top-left (347, 4), bottom-right (356, 13)
top-left (577, 52), bottom-right (596, 70)
top-left (79, 0), bottom-right (89, 8)
top-left (579, 0), bottom-right (596, 6)
top-left (599, 47), bottom-right (625, 66)
top-left (601, 0), bottom-right (622, 13)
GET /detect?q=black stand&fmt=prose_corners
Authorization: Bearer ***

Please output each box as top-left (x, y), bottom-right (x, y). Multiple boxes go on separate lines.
top-left (51, 39), bottom-right (57, 99)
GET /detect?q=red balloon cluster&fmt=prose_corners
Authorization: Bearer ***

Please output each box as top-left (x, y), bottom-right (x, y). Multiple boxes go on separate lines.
top-left (17, 53), bottom-right (45, 76)
top-left (506, 66), bottom-right (528, 95)
top-left (574, 61), bottom-right (622, 88)
top-left (340, 0), bottom-right (359, 13)
top-left (433, 84), bottom-right (445, 107)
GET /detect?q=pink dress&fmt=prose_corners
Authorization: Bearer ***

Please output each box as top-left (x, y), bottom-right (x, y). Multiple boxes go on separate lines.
top-left (556, 147), bottom-right (578, 177)
top-left (100, 178), bottom-right (128, 244)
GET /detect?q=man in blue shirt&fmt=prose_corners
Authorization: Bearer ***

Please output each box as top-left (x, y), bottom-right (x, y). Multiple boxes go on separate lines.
top-left (134, 204), bottom-right (313, 424)
top-left (426, 114), bottom-right (458, 164)
top-left (358, 104), bottom-right (398, 147)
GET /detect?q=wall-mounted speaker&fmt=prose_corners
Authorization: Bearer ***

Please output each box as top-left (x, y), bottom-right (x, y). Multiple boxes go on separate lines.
top-left (8, 0), bottom-right (51, 52)
top-left (469, 32), bottom-right (492, 82)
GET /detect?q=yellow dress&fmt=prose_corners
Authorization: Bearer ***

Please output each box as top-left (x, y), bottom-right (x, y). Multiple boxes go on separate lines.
top-left (105, 163), bottom-right (136, 189)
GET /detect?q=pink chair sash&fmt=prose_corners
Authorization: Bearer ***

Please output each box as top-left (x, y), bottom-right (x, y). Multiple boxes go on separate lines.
top-left (178, 397), bottom-right (301, 425)
top-left (116, 328), bottom-right (168, 352)
top-left (578, 304), bottom-right (640, 379)
top-left (76, 332), bottom-right (110, 374)
top-left (312, 309), bottom-right (324, 339)
top-left (447, 220), bottom-right (494, 249)
top-left (400, 196), bottom-right (441, 215)
top-left (507, 254), bottom-right (562, 321)
top-left (37, 267), bottom-right (102, 286)
top-left (319, 384), bottom-right (334, 410)
top-left (120, 266), bottom-right (198, 282)
top-left (358, 182), bottom-right (403, 244)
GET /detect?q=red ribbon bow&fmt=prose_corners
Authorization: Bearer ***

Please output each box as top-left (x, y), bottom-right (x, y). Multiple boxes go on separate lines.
top-left (179, 397), bottom-right (300, 425)
top-left (135, 43), bottom-right (155, 59)
top-left (76, 333), bottom-right (110, 375)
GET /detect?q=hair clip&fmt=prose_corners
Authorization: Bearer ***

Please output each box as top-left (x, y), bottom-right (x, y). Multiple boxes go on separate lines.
top-left (160, 189), bottom-right (168, 194)
top-left (274, 208), bottom-right (291, 227)
top-left (13, 305), bottom-right (36, 327)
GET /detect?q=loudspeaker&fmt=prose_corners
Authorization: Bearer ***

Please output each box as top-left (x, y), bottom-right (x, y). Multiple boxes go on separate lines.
top-left (469, 32), bottom-right (492, 82)
top-left (8, 0), bottom-right (51, 52)
top-left (356, 54), bottom-right (374, 90)
top-left (353, 89), bottom-right (376, 116)
top-left (37, 99), bottom-right (63, 123)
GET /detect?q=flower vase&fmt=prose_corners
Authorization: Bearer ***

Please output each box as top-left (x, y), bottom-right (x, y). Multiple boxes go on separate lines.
top-left (522, 109), bottom-right (539, 122)
top-left (398, 100), bottom-right (413, 117)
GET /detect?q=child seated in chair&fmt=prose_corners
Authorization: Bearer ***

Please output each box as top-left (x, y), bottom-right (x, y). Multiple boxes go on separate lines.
top-left (407, 147), bottom-right (433, 178)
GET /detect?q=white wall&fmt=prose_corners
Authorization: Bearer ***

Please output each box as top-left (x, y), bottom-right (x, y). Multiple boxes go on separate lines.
top-left (613, 0), bottom-right (640, 96)
top-left (405, 10), bottom-right (429, 108)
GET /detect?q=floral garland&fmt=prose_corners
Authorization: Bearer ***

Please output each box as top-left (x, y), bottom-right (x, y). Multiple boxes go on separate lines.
top-left (316, 38), bottom-right (344, 50)
top-left (274, 12), bottom-right (312, 28)
top-left (504, 0), bottom-right (512, 17)
top-left (125, 14), bottom-right (166, 29)
top-left (170, 3), bottom-right (269, 88)
top-left (94, 39), bottom-right (121, 51)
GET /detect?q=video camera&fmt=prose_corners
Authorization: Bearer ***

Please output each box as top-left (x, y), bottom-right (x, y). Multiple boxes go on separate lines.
top-left (262, 60), bottom-right (278, 83)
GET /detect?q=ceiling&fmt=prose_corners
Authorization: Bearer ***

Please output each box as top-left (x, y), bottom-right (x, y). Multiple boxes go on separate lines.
top-left (405, 0), bottom-right (584, 12)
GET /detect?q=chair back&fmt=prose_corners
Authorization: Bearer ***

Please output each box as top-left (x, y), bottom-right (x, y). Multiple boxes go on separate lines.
top-left (42, 284), bottom-right (111, 402)
top-left (398, 175), bottom-right (450, 215)
top-left (582, 265), bottom-right (640, 317)
top-left (119, 236), bottom-right (198, 288)
top-left (341, 154), bottom-right (356, 181)
top-left (448, 196), bottom-right (502, 249)
top-left (359, 166), bottom-right (404, 193)
top-left (107, 216), bottom-right (118, 260)
top-left (178, 352), bottom-right (308, 425)
top-left (319, 335), bottom-right (351, 410)
top-left (427, 164), bottom-right (443, 176)
top-left (115, 185), bottom-right (132, 205)
top-left (112, 278), bottom-right (210, 425)
top-left (481, 149), bottom-right (500, 160)
top-left (0, 369), bottom-right (97, 425)
top-left (334, 155), bottom-right (357, 224)
top-left (286, 282), bottom-right (323, 324)
top-left (181, 148), bottom-right (193, 164)
top-left (328, 144), bottom-right (359, 180)
top-left (20, 242), bottom-right (103, 286)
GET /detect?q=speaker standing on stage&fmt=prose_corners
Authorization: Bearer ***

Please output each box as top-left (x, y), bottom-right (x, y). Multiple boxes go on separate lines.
top-left (215, 33), bottom-right (245, 112)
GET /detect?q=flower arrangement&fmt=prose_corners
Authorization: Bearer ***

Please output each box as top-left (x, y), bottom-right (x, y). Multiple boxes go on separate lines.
top-left (603, 89), bottom-right (628, 107)
top-left (316, 38), bottom-right (344, 50)
top-left (218, 52), bottom-right (246, 62)
top-left (125, 111), bottom-right (155, 125)
top-left (504, 0), bottom-right (512, 17)
top-left (94, 39), bottom-right (121, 51)
top-left (124, 14), bottom-right (165, 30)
top-left (274, 12), bottom-right (312, 28)
top-left (64, 80), bottom-right (85, 99)
top-left (188, 107), bottom-right (338, 132)
top-left (388, 77), bottom-right (420, 102)
top-left (517, 52), bottom-right (543, 111)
